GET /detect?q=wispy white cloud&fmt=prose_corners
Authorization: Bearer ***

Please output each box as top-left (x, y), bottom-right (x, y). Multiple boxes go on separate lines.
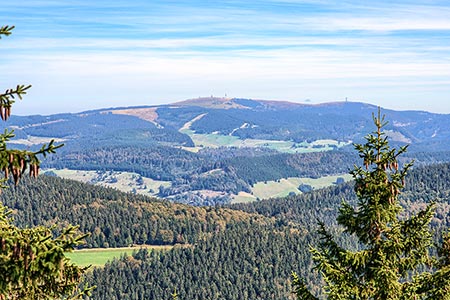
top-left (1, 0), bottom-right (450, 114)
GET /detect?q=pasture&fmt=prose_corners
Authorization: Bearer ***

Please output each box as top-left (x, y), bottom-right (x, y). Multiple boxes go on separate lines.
top-left (181, 129), bottom-right (350, 154)
top-left (66, 245), bottom-right (173, 267)
top-left (45, 169), bottom-right (171, 197)
top-left (231, 174), bottom-right (352, 203)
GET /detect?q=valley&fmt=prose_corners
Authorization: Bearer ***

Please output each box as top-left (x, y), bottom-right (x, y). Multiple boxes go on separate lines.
top-left (5, 2), bottom-right (450, 298)
top-left (8, 98), bottom-right (450, 205)
top-left (3, 98), bottom-right (450, 299)
top-left (3, 158), bottom-right (450, 299)
top-left (45, 168), bottom-right (351, 203)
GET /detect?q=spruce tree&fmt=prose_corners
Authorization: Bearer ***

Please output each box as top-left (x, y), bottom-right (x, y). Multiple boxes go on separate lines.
top-left (293, 110), bottom-right (450, 299)
top-left (0, 25), bottom-right (92, 299)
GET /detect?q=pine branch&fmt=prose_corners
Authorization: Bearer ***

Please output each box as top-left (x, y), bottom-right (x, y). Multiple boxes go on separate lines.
top-left (0, 23), bottom-right (90, 299)
top-left (0, 25), bottom-right (14, 37)
top-left (0, 140), bottom-right (64, 186)
top-left (292, 272), bottom-right (319, 300)
top-left (0, 85), bottom-right (32, 121)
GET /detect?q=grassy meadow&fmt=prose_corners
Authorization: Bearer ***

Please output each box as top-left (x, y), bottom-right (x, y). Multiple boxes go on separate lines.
top-left (180, 128), bottom-right (350, 153)
top-left (231, 174), bottom-right (352, 203)
top-left (66, 245), bottom-right (173, 267)
top-left (45, 169), bottom-right (171, 197)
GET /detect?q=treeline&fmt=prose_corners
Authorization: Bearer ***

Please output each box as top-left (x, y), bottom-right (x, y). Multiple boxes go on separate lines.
top-left (224, 151), bottom-right (358, 184)
top-left (403, 151), bottom-right (450, 166)
top-left (83, 162), bottom-right (450, 299)
top-left (43, 145), bottom-right (360, 204)
top-left (43, 145), bottom-right (207, 181)
top-left (197, 146), bottom-right (278, 159)
top-left (85, 223), bottom-right (316, 300)
top-left (231, 162), bottom-right (450, 233)
top-left (155, 106), bottom-right (207, 129)
top-left (1, 176), bottom-right (266, 248)
top-left (187, 107), bottom-right (372, 142)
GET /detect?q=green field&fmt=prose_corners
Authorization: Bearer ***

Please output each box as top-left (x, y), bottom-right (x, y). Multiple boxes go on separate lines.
top-left (232, 191), bottom-right (259, 203)
top-left (45, 169), bottom-right (171, 197)
top-left (179, 114), bottom-right (350, 153)
top-left (66, 245), bottom-right (173, 267)
top-left (180, 129), bottom-right (350, 154)
top-left (231, 174), bottom-right (352, 203)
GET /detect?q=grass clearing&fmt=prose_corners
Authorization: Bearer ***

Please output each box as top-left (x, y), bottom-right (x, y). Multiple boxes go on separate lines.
top-left (231, 174), bottom-right (352, 203)
top-left (9, 135), bottom-right (66, 146)
top-left (180, 129), bottom-right (350, 154)
top-left (66, 245), bottom-right (173, 267)
top-left (180, 129), bottom-right (241, 148)
top-left (179, 114), bottom-right (351, 153)
top-left (44, 169), bottom-right (171, 197)
top-left (232, 191), bottom-right (257, 203)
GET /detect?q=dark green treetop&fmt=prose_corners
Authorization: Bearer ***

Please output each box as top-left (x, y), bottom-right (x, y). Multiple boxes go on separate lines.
top-left (293, 109), bottom-right (450, 299)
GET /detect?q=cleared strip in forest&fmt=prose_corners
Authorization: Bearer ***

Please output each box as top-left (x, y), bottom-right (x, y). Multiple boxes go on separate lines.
top-left (66, 245), bottom-right (174, 267)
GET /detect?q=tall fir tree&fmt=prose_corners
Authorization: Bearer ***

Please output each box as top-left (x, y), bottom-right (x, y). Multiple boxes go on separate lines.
top-left (0, 25), bottom-right (92, 299)
top-left (293, 109), bottom-right (450, 299)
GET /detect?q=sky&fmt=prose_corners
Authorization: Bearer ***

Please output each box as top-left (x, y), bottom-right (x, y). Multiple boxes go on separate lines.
top-left (1, 0), bottom-right (450, 115)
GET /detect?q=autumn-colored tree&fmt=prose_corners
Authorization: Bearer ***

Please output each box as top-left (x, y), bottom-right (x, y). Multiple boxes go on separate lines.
top-left (0, 25), bottom-right (92, 299)
top-left (293, 110), bottom-right (450, 299)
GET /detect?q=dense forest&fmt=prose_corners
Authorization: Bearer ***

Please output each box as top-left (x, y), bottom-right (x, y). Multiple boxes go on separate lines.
top-left (8, 112), bottom-right (194, 149)
top-left (82, 162), bottom-right (450, 299)
top-left (43, 145), bottom-right (359, 203)
top-left (3, 161), bottom-right (450, 299)
top-left (6, 100), bottom-right (450, 205)
top-left (85, 224), bottom-right (314, 300)
top-left (43, 142), bottom-right (450, 205)
top-left (2, 176), bottom-right (267, 248)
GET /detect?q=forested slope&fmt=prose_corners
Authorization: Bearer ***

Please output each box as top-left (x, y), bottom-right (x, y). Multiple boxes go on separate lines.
top-left (2, 162), bottom-right (450, 299)
top-left (231, 162), bottom-right (450, 227)
top-left (8, 100), bottom-right (450, 205)
top-left (82, 162), bottom-right (450, 299)
top-left (86, 224), bottom-right (314, 300)
top-left (1, 176), bottom-right (267, 248)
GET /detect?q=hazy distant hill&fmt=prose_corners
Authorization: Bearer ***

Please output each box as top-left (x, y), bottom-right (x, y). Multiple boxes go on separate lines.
top-left (157, 97), bottom-right (450, 149)
top-left (9, 97), bottom-right (450, 151)
top-left (6, 98), bottom-right (450, 204)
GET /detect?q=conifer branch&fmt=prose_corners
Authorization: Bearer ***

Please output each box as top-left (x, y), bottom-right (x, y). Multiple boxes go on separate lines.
top-left (0, 25), bottom-right (14, 37)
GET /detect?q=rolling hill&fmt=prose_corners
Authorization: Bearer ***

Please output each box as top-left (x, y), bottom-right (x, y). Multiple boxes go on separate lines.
top-left (6, 98), bottom-right (450, 204)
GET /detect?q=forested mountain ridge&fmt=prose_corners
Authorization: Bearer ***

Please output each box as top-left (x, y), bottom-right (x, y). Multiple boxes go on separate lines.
top-left (132, 98), bottom-right (450, 148)
top-left (9, 98), bottom-right (450, 151)
top-left (6, 98), bottom-right (450, 205)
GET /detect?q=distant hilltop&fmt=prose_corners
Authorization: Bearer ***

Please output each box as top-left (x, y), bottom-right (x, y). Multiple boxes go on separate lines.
top-left (6, 96), bottom-right (450, 205)
top-left (171, 96), bottom-right (374, 111)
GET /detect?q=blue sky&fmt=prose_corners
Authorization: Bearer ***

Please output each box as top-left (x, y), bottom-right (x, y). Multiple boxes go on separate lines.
top-left (1, 0), bottom-right (450, 115)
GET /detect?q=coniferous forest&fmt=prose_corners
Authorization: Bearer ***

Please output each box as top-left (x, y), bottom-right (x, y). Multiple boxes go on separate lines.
top-left (2, 161), bottom-right (450, 299)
